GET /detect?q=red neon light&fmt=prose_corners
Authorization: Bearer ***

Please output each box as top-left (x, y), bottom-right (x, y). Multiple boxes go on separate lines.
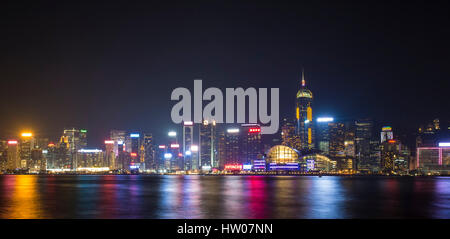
top-left (130, 153), bottom-right (137, 157)
top-left (249, 128), bottom-right (261, 133)
top-left (178, 153), bottom-right (183, 157)
top-left (8, 140), bottom-right (18, 145)
top-left (224, 164), bottom-right (243, 171)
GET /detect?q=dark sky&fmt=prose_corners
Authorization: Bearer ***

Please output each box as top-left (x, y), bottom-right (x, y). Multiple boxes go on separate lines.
top-left (1, 1), bottom-right (449, 146)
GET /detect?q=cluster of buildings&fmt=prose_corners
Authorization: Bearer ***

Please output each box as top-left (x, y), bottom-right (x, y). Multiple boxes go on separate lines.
top-left (0, 74), bottom-right (449, 175)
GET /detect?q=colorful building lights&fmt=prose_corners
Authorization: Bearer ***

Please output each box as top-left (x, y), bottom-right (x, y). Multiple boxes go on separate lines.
top-left (382, 126), bottom-right (392, 131)
top-left (317, 117), bottom-right (334, 122)
top-left (183, 121), bottom-right (193, 126)
top-left (227, 128), bottom-right (239, 133)
top-left (190, 145), bottom-right (198, 152)
top-left (224, 164), bottom-right (243, 171)
top-left (78, 149), bottom-right (102, 153)
top-left (164, 153), bottom-right (172, 159)
top-left (21, 132), bottom-right (33, 137)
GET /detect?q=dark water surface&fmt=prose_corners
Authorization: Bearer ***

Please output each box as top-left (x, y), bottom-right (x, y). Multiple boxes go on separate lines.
top-left (0, 175), bottom-right (449, 219)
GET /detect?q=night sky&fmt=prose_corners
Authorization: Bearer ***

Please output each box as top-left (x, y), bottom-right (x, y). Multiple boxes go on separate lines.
top-left (1, 1), bottom-right (449, 146)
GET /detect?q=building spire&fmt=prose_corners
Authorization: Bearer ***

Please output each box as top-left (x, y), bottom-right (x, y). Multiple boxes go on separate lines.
top-left (301, 67), bottom-right (306, 87)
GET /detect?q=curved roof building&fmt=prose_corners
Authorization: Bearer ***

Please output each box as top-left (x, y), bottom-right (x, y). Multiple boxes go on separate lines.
top-left (266, 145), bottom-right (299, 164)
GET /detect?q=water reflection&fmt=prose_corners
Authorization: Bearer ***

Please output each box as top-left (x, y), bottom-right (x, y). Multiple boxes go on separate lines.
top-left (0, 175), bottom-right (449, 219)
top-left (432, 177), bottom-right (450, 218)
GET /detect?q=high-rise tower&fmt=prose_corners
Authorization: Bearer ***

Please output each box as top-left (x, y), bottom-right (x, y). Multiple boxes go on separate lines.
top-left (296, 70), bottom-right (314, 151)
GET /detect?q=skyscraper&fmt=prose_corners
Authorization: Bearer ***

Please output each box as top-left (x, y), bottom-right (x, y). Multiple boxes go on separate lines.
top-left (129, 132), bottom-right (141, 168)
top-left (329, 122), bottom-right (346, 170)
top-left (296, 70), bottom-right (314, 151)
top-left (19, 132), bottom-right (35, 169)
top-left (240, 124), bottom-right (262, 165)
top-left (30, 148), bottom-right (45, 173)
top-left (61, 128), bottom-right (87, 169)
top-left (0, 140), bottom-right (7, 171)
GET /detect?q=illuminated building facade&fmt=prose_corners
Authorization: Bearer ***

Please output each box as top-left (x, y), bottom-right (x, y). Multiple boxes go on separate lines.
top-left (6, 140), bottom-right (20, 170)
top-left (416, 144), bottom-right (450, 174)
top-left (295, 71), bottom-right (314, 151)
top-left (329, 122), bottom-right (346, 169)
top-left (369, 140), bottom-right (381, 172)
top-left (61, 128), bottom-right (87, 169)
top-left (61, 128), bottom-right (87, 153)
top-left (281, 118), bottom-right (301, 150)
top-left (143, 133), bottom-right (155, 171)
top-left (0, 140), bottom-right (7, 171)
top-left (127, 132), bottom-right (142, 170)
top-left (315, 117), bottom-right (334, 156)
top-left (45, 142), bottom-right (70, 170)
top-left (116, 141), bottom-right (130, 170)
top-left (76, 149), bottom-right (105, 169)
top-left (266, 145), bottom-right (299, 164)
top-left (104, 140), bottom-right (115, 170)
top-left (355, 119), bottom-right (374, 171)
top-left (199, 120), bottom-right (217, 170)
top-left (240, 124), bottom-right (262, 165)
top-left (266, 145), bottom-right (300, 171)
top-left (222, 127), bottom-right (241, 166)
top-left (110, 130), bottom-right (127, 156)
top-left (381, 126), bottom-right (394, 143)
top-left (29, 148), bottom-right (45, 172)
top-left (217, 129), bottom-right (226, 169)
top-left (183, 121), bottom-right (195, 170)
top-left (301, 154), bottom-right (335, 172)
top-left (19, 133), bottom-right (35, 169)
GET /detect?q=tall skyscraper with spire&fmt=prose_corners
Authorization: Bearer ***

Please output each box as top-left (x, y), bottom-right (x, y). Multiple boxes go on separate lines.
top-left (296, 69), bottom-right (314, 151)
